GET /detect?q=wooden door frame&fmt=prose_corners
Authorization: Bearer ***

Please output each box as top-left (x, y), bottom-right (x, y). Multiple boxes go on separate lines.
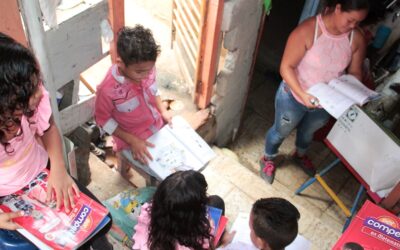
top-left (195, 0), bottom-right (224, 109)
top-left (108, 0), bottom-right (124, 63)
top-left (0, 0), bottom-right (28, 46)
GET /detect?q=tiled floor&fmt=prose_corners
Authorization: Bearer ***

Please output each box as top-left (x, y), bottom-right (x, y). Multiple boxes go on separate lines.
top-left (84, 1), bottom-right (368, 249)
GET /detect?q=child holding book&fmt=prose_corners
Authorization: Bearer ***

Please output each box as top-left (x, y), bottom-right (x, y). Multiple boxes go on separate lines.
top-left (0, 32), bottom-right (112, 250)
top-left (219, 198), bottom-right (301, 250)
top-left (94, 25), bottom-right (172, 172)
top-left (132, 170), bottom-right (234, 250)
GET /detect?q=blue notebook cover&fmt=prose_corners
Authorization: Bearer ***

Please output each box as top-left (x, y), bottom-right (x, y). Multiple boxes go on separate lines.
top-left (207, 206), bottom-right (222, 235)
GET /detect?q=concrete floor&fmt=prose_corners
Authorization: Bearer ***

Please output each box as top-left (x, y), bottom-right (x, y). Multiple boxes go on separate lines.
top-left (83, 1), bottom-right (367, 249)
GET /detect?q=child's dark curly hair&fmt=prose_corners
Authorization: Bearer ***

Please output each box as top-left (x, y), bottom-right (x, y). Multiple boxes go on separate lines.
top-left (148, 170), bottom-right (214, 250)
top-left (0, 32), bottom-right (40, 150)
top-left (117, 25), bottom-right (160, 66)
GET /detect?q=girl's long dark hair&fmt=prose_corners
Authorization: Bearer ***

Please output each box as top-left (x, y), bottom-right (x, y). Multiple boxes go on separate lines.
top-left (0, 33), bottom-right (40, 150)
top-left (148, 170), bottom-right (213, 250)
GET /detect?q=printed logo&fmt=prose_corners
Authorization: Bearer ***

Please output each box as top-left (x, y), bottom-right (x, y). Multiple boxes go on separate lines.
top-left (346, 106), bottom-right (358, 122)
top-left (364, 216), bottom-right (400, 239)
top-left (68, 205), bottom-right (91, 235)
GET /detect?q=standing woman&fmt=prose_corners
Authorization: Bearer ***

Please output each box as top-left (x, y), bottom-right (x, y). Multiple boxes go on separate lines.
top-left (261, 0), bottom-right (369, 184)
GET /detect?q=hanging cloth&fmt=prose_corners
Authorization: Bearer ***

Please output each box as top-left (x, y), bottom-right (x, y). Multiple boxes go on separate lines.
top-left (263, 0), bottom-right (272, 15)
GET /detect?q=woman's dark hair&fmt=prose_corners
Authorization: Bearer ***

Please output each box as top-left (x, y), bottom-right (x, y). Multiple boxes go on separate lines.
top-left (0, 32), bottom-right (40, 151)
top-left (324, 0), bottom-right (370, 12)
top-left (117, 25), bottom-right (160, 65)
top-left (148, 170), bottom-right (213, 250)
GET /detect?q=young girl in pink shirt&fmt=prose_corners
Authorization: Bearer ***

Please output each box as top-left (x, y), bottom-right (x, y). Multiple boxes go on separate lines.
top-left (132, 170), bottom-right (234, 250)
top-left (0, 33), bottom-right (112, 249)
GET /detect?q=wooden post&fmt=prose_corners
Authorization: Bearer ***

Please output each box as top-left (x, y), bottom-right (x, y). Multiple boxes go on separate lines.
top-left (195, 0), bottom-right (224, 109)
top-left (108, 0), bottom-right (124, 63)
top-left (19, 0), bottom-right (60, 127)
top-left (0, 0), bottom-right (28, 46)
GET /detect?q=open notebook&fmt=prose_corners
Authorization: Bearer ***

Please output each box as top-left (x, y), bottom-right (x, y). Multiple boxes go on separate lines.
top-left (125, 116), bottom-right (216, 180)
top-left (307, 74), bottom-right (379, 119)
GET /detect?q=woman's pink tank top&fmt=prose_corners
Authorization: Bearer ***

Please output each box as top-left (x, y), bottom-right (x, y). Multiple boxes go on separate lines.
top-left (292, 14), bottom-right (353, 104)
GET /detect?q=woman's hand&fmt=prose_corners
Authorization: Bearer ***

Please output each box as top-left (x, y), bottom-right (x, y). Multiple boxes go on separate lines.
top-left (300, 92), bottom-right (319, 109)
top-left (128, 135), bottom-right (155, 165)
top-left (0, 211), bottom-right (24, 230)
top-left (46, 168), bottom-right (80, 213)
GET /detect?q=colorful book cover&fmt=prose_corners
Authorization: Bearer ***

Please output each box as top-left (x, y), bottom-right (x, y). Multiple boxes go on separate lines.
top-left (0, 170), bottom-right (109, 250)
top-left (207, 205), bottom-right (228, 245)
top-left (333, 200), bottom-right (400, 250)
top-left (207, 206), bottom-right (222, 236)
top-left (214, 215), bottom-right (228, 245)
top-left (103, 187), bottom-right (155, 239)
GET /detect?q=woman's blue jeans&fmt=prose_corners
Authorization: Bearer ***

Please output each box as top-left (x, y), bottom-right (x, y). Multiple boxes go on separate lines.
top-left (264, 82), bottom-right (330, 158)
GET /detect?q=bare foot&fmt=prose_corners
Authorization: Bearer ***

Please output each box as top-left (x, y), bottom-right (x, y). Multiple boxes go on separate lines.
top-left (186, 109), bottom-right (210, 130)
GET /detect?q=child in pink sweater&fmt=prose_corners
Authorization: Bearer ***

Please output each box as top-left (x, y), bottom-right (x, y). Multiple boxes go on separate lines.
top-left (95, 25), bottom-right (171, 171)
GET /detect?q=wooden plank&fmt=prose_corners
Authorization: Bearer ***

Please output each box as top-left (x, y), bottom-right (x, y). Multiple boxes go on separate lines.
top-left (186, 0), bottom-right (201, 21)
top-left (71, 77), bottom-right (80, 105)
top-left (173, 20), bottom-right (196, 68)
top-left (80, 75), bottom-right (96, 94)
top-left (173, 9), bottom-right (198, 59)
top-left (54, 0), bottom-right (103, 26)
top-left (176, 0), bottom-right (200, 34)
top-left (171, 0), bottom-right (177, 48)
top-left (108, 0), bottom-right (124, 63)
top-left (195, 0), bottom-right (224, 109)
top-left (174, 5), bottom-right (198, 42)
top-left (19, 0), bottom-right (61, 127)
top-left (45, 0), bottom-right (109, 90)
top-left (174, 41), bottom-right (195, 97)
top-left (60, 95), bottom-right (96, 134)
top-left (194, 0), bottom-right (208, 106)
top-left (0, 0), bottom-right (28, 46)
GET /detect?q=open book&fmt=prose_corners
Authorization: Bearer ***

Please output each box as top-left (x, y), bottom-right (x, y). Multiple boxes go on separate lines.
top-left (0, 170), bottom-right (110, 250)
top-left (124, 116), bottom-right (216, 180)
top-left (307, 74), bottom-right (379, 119)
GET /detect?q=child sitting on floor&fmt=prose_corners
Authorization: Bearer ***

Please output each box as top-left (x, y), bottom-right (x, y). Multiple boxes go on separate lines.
top-left (94, 25), bottom-right (171, 173)
top-left (220, 197), bottom-right (300, 250)
top-left (132, 170), bottom-right (233, 250)
top-left (0, 32), bottom-right (112, 249)
top-left (249, 198), bottom-right (300, 250)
